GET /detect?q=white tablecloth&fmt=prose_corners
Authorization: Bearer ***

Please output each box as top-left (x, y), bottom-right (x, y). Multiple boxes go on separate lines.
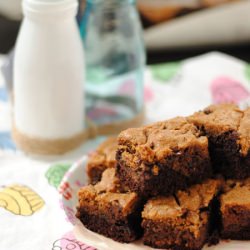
top-left (0, 52), bottom-right (250, 250)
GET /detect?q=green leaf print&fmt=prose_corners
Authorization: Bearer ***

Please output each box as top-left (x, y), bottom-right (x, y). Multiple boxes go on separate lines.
top-left (151, 62), bottom-right (181, 83)
top-left (245, 64), bottom-right (250, 82)
top-left (45, 163), bottom-right (71, 189)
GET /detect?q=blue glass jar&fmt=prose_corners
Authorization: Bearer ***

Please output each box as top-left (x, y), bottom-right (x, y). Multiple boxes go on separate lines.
top-left (80, 0), bottom-right (146, 126)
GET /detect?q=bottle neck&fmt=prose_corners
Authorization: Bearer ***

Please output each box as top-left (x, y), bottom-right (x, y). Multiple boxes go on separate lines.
top-left (23, 0), bottom-right (78, 20)
top-left (87, 0), bottom-right (136, 6)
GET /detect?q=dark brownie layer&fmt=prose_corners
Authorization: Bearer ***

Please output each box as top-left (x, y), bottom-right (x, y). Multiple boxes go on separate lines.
top-left (87, 137), bottom-right (117, 184)
top-left (77, 204), bottom-right (142, 243)
top-left (117, 151), bottom-right (211, 197)
top-left (76, 168), bottom-right (143, 243)
top-left (189, 104), bottom-right (250, 179)
top-left (220, 178), bottom-right (250, 240)
top-left (116, 117), bottom-right (212, 197)
top-left (207, 130), bottom-right (247, 179)
top-left (142, 219), bottom-right (208, 250)
top-left (142, 179), bottom-right (222, 250)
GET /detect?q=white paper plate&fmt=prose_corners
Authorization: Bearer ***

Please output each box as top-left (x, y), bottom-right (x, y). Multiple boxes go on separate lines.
top-left (60, 156), bottom-right (250, 250)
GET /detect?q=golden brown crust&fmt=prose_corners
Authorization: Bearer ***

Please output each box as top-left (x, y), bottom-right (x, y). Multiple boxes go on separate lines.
top-left (94, 168), bottom-right (119, 193)
top-left (239, 108), bottom-right (250, 156)
top-left (142, 179), bottom-right (222, 221)
top-left (142, 196), bottom-right (181, 220)
top-left (188, 104), bottom-right (243, 135)
top-left (87, 137), bottom-right (117, 184)
top-left (221, 178), bottom-right (250, 212)
top-left (118, 117), bottom-right (208, 164)
top-left (177, 179), bottom-right (223, 211)
top-left (78, 168), bottom-right (139, 218)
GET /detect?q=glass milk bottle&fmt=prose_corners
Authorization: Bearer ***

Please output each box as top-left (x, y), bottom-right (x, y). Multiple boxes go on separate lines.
top-left (80, 0), bottom-right (145, 126)
top-left (13, 0), bottom-right (85, 155)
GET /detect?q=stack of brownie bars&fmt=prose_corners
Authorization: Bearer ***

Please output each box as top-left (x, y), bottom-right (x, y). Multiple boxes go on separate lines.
top-left (76, 103), bottom-right (250, 250)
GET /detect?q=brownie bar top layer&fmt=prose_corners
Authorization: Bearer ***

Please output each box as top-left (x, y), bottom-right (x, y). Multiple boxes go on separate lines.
top-left (190, 105), bottom-right (250, 156)
top-left (189, 104), bottom-right (243, 135)
top-left (76, 168), bottom-right (143, 243)
top-left (117, 117), bottom-right (211, 196)
top-left (143, 179), bottom-right (221, 220)
top-left (221, 178), bottom-right (250, 210)
top-left (142, 179), bottom-right (221, 250)
top-left (87, 137), bottom-right (117, 184)
top-left (239, 107), bottom-right (250, 156)
top-left (78, 168), bottom-right (136, 220)
top-left (78, 186), bottom-right (139, 221)
top-left (93, 168), bottom-right (119, 193)
top-left (118, 117), bottom-right (208, 165)
top-left (220, 178), bottom-right (250, 240)
top-left (188, 104), bottom-right (250, 179)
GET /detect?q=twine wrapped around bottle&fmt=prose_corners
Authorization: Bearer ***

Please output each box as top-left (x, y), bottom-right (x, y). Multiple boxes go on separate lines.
top-left (12, 109), bottom-right (144, 155)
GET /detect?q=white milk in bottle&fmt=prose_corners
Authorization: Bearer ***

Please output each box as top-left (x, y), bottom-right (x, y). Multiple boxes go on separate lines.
top-left (13, 0), bottom-right (85, 155)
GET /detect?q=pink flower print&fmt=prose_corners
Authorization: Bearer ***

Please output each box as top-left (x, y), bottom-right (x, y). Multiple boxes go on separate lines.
top-left (87, 107), bottom-right (117, 120)
top-left (211, 76), bottom-right (250, 104)
top-left (59, 182), bottom-right (73, 201)
top-left (52, 231), bottom-right (96, 250)
top-left (118, 79), bottom-right (135, 95)
top-left (144, 85), bottom-right (154, 102)
top-left (59, 200), bottom-right (76, 225)
top-left (75, 180), bottom-right (85, 188)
